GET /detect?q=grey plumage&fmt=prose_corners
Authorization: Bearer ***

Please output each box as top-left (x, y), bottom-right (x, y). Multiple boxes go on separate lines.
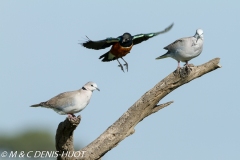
top-left (30, 82), bottom-right (99, 117)
top-left (156, 29), bottom-right (204, 68)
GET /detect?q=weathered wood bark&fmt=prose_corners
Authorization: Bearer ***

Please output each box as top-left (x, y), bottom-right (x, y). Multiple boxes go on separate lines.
top-left (56, 115), bottom-right (81, 160)
top-left (55, 58), bottom-right (221, 160)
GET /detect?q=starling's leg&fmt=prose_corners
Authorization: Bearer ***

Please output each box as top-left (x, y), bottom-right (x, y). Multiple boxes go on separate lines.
top-left (117, 59), bottom-right (124, 72)
top-left (121, 57), bottom-right (128, 72)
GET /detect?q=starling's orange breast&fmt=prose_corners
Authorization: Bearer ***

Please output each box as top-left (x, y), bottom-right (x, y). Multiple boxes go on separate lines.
top-left (110, 42), bottom-right (133, 58)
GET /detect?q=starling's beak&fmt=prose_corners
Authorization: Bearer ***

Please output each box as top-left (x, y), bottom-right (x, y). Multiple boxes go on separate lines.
top-left (122, 38), bottom-right (129, 43)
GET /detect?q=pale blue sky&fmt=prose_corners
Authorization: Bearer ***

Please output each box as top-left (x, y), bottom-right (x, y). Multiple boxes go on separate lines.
top-left (1, 0), bottom-right (240, 160)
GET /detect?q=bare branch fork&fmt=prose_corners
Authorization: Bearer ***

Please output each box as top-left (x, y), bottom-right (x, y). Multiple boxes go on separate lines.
top-left (55, 58), bottom-right (221, 160)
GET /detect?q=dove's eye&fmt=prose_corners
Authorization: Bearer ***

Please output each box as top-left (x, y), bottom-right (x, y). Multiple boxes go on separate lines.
top-left (91, 85), bottom-right (93, 87)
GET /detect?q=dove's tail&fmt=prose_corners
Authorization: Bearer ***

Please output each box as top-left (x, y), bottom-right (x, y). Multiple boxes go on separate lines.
top-left (30, 104), bottom-right (41, 107)
top-left (30, 102), bottom-right (44, 107)
top-left (155, 52), bottom-right (170, 60)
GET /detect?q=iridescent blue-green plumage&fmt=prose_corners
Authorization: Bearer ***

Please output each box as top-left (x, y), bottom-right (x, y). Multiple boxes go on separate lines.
top-left (81, 23), bottom-right (174, 50)
top-left (132, 23), bottom-right (174, 45)
top-left (82, 37), bottom-right (120, 50)
top-left (80, 23), bottom-right (174, 72)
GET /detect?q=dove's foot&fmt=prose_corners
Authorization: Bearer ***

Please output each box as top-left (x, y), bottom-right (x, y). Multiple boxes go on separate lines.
top-left (173, 67), bottom-right (182, 76)
top-left (184, 63), bottom-right (194, 68)
top-left (173, 65), bottom-right (193, 78)
top-left (179, 68), bottom-right (188, 78)
top-left (184, 63), bottom-right (194, 74)
top-left (67, 113), bottom-right (75, 118)
top-left (179, 64), bottom-right (194, 78)
top-left (67, 114), bottom-right (80, 123)
top-left (68, 114), bottom-right (78, 121)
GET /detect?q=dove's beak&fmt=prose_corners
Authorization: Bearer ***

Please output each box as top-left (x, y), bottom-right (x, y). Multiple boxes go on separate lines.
top-left (96, 87), bottom-right (100, 91)
top-left (196, 35), bottom-right (203, 42)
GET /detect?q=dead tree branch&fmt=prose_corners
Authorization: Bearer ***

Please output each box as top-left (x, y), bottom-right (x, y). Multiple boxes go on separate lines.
top-left (55, 58), bottom-right (221, 160)
top-left (56, 116), bottom-right (81, 160)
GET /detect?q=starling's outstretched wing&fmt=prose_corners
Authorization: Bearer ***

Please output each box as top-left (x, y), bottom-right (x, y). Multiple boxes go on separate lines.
top-left (81, 37), bottom-right (120, 50)
top-left (132, 23), bottom-right (174, 45)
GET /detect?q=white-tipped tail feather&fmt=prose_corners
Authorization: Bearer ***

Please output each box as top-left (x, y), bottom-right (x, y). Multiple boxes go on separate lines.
top-left (30, 103), bottom-right (41, 107)
top-left (155, 53), bottom-right (170, 60)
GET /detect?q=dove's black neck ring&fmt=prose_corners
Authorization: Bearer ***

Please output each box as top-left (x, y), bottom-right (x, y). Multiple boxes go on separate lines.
top-left (82, 87), bottom-right (87, 90)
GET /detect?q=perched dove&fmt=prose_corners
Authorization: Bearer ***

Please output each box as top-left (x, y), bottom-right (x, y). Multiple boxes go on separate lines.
top-left (156, 29), bottom-right (204, 68)
top-left (30, 82), bottom-right (100, 118)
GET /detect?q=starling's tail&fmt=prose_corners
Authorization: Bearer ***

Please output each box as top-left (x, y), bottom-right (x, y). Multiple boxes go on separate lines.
top-left (99, 51), bottom-right (115, 62)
